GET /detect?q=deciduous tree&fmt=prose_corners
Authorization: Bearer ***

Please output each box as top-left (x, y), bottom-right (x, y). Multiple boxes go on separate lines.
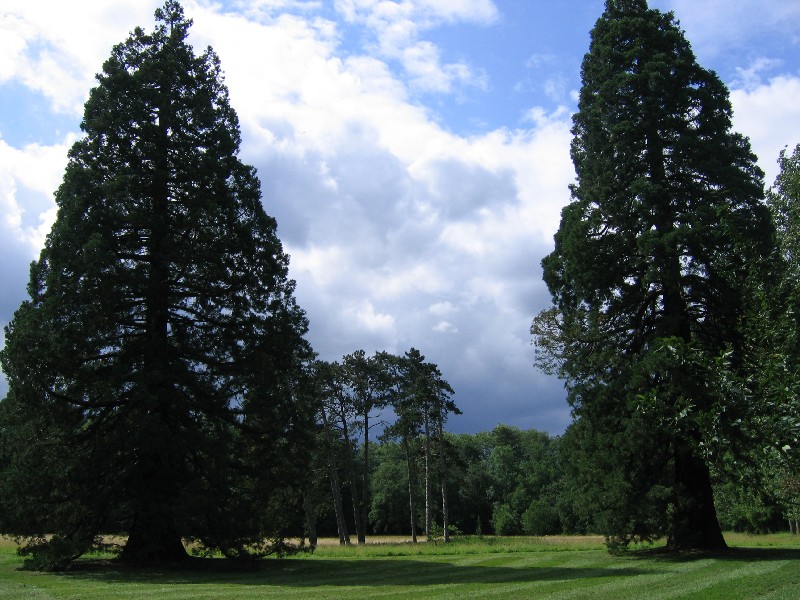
top-left (764, 143), bottom-right (800, 530)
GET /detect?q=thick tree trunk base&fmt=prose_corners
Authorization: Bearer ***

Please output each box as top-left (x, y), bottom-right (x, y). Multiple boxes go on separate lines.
top-left (666, 527), bottom-right (727, 551)
top-left (120, 516), bottom-right (188, 564)
top-left (120, 535), bottom-right (188, 564)
top-left (668, 443), bottom-right (727, 551)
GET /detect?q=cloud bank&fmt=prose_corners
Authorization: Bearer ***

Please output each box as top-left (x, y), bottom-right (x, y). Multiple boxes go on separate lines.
top-left (1, 0), bottom-right (799, 434)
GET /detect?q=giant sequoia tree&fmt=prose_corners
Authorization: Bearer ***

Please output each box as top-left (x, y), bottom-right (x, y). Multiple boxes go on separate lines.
top-left (533, 0), bottom-right (774, 549)
top-left (0, 1), bottom-right (311, 568)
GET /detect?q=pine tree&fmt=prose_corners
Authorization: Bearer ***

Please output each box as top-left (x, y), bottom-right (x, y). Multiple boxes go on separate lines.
top-left (0, 1), bottom-right (311, 568)
top-left (534, 0), bottom-right (773, 549)
top-left (341, 349), bottom-right (393, 545)
top-left (380, 352), bottom-right (424, 543)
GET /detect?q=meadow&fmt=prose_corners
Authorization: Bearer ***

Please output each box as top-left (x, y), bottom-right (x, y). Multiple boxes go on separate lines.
top-left (0, 534), bottom-right (797, 599)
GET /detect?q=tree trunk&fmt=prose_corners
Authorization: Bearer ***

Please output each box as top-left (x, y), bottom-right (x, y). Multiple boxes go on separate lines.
top-left (320, 406), bottom-right (350, 545)
top-left (329, 469), bottom-right (350, 545)
top-left (649, 139), bottom-right (724, 551)
top-left (424, 411), bottom-right (432, 539)
top-left (441, 479), bottom-right (450, 543)
top-left (343, 428), bottom-right (363, 545)
top-left (668, 441), bottom-right (727, 550)
top-left (303, 488), bottom-right (318, 547)
top-left (403, 435), bottom-right (418, 543)
top-left (348, 464), bottom-right (363, 545)
top-left (122, 88), bottom-right (187, 566)
top-left (438, 416), bottom-right (450, 543)
top-left (336, 402), bottom-right (363, 545)
top-left (360, 409), bottom-right (369, 545)
top-left (121, 506), bottom-right (187, 563)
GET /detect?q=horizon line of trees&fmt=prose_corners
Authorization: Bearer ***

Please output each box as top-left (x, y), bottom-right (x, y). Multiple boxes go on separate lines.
top-left (301, 423), bottom-right (800, 542)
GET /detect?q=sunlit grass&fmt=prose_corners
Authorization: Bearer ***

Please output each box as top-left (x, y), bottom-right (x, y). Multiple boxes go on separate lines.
top-left (723, 531), bottom-right (799, 548)
top-left (1, 533), bottom-right (798, 599)
top-left (306, 534), bottom-right (611, 557)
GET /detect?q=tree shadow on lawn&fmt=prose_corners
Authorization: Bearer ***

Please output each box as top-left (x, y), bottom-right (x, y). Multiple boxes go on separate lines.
top-left (55, 557), bottom-right (657, 588)
top-left (631, 547), bottom-right (800, 564)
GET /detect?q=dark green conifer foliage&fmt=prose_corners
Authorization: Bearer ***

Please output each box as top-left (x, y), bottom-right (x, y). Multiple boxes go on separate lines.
top-left (0, 1), bottom-right (311, 569)
top-left (535, 0), bottom-right (773, 549)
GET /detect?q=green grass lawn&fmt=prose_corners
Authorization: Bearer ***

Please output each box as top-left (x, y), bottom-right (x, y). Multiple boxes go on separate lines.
top-left (0, 534), bottom-right (798, 599)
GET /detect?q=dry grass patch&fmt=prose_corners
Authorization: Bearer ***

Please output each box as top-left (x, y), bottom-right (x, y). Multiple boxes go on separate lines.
top-left (0, 537), bottom-right (18, 551)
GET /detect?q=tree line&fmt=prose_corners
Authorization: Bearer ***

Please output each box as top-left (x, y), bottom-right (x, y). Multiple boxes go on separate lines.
top-left (306, 423), bottom-right (799, 543)
top-left (1, 0), bottom-right (799, 570)
top-left (301, 348), bottom-right (459, 546)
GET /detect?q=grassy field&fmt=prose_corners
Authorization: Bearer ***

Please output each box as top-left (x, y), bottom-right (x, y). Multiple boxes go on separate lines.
top-left (0, 533), bottom-right (798, 599)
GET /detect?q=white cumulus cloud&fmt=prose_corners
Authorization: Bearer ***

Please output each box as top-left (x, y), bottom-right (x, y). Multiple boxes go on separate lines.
top-left (0, 0), bottom-right (798, 432)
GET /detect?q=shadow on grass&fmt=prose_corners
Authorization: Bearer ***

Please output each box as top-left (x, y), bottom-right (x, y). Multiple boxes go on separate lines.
top-left (54, 557), bottom-right (657, 588)
top-left (630, 546), bottom-right (800, 563)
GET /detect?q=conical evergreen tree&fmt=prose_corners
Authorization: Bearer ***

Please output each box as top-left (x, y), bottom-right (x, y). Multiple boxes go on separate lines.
top-left (535, 0), bottom-right (773, 549)
top-left (0, 1), bottom-right (311, 569)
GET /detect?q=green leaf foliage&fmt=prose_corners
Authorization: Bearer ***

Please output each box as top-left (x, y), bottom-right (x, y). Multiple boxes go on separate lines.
top-left (761, 144), bottom-right (800, 518)
top-left (0, 1), bottom-right (312, 569)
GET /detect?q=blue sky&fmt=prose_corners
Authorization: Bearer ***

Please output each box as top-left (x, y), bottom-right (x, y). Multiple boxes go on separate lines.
top-left (2, 0), bottom-right (800, 434)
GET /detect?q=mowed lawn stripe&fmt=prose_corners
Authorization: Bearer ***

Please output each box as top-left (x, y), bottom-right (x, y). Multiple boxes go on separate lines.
top-left (549, 555), bottom-right (797, 600)
top-left (0, 536), bottom-right (798, 599)
top-left (647, 557), bottom-right (798, 600)
top-left (416, 552), bottom-right (659, 599)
